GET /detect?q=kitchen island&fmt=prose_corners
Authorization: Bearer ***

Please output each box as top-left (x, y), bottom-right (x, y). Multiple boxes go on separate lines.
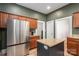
top-left (37, 39), bottom-right (65, 56)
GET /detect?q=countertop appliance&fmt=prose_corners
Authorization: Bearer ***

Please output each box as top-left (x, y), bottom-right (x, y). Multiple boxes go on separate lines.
top-left (7, 19), bottom-right (29, 56)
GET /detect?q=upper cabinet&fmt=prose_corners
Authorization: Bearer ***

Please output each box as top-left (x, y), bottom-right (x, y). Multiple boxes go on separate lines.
top-left (30, 19), bottom-right (37, 29)
top-left (73, 12), bottom-right (79, 28)
top-left (0, 12), bottom-right (37, 29)
top-left (18, 16), bottom-right (37, 29)
top-left (8, 14), bottom-right (19, 20)
top-left (18, 16), bottom-right (26, 21)
top-left (0, 12), bottom-right (9, 28)
top-left (26, 18), bottom-right (37, 29)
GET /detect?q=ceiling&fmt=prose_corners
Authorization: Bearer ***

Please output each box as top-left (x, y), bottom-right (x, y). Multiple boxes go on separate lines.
top-left (17, 3), bottom-right (69, 14)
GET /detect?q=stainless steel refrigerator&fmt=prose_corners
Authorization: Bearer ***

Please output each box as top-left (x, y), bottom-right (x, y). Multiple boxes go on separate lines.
top-left (7, 19), bottom-right (29, 56)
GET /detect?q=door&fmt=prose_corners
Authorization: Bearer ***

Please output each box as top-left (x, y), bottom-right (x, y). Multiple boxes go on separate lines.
top-left (36, 21), bottom-right (45, 39)
top-left (26, 18), bottom-right (37, 29)
top-left (46, 20), bottom-right (54, 39)
top-left (55, 16), bottom-right (72, 39)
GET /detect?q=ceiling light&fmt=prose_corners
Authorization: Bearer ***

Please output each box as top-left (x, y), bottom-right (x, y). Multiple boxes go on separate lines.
top-left (47, 6), bottom-right (51, 10)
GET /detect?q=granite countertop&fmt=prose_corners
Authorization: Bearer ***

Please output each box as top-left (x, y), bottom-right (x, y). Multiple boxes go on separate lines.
top-left (37, 39), bottom-right (66, 47)
top-left (68, 34), bottom-right (79, 39)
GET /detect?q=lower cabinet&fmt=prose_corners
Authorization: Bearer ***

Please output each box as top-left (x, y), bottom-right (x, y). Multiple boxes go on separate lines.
top-left (67, 37), bottom-right (79, 55)
top-left (30, 36), bottom-right (39, 49)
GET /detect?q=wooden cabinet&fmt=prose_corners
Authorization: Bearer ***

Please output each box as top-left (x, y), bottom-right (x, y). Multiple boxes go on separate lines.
top-left (30, 19), bottom-right (37, 29)
top-left (0, 12), bottom-right (9, 28)
top-left (73, 12), bottom-right (79, 27)
top-left (30, 36), bottom-right (39, 49)
top-left (67, 37), bottom-right (79, 55)
top-left (18, 16), bottom-right (26, 21)
top-left (18, 17), bottom-right (37, 29)
top-left (8, 14), bottom-right (19, 20)
top-left (0, 11), bottom-right (37, 29)
top-left (26, 18), bottom-right (37, 29)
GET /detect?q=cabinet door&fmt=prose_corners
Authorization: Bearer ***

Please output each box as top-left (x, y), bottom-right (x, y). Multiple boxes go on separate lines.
top-left (30, 37), bottom-right (35, 49)
top-left (67, 37), bottom-right (78, 55)
top-left (73, 13), bottom-right (79, 27)
top-left (0, 12), bottom-right (9, 28)
top-left (30, 19), bottom-right (37, 29)
top-left (26, 18), bottom-right (37, 29)
top-left (34, 36), bottom-right (39, 48)
top-left (30, 36), bottom-right (39, 49)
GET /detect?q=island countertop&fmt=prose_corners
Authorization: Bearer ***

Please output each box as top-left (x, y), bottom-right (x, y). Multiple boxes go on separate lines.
top-left (37, 39), bottom-right (66, 47)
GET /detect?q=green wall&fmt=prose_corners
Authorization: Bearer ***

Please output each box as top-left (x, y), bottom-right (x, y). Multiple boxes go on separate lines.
top-left (47, 3), bottom-right (79, 21)
top-left (47, 3), bottom-right (79, 34)
top-left (0, 3), bottom-right (46, 21)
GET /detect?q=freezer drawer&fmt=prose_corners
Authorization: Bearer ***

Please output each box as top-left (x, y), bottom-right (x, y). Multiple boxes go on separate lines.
top-left (7, 46), bottom-right (15, 56)
top-left (15, 43), bottom-right (29, 56)
top-left (15, 44), bottom-right (26, 56)
top-left (7, 43), bottom-right (29, 56)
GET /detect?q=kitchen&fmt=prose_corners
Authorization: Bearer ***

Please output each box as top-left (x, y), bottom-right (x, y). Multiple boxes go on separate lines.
top-left (0, 3), bottom-right (79, 56)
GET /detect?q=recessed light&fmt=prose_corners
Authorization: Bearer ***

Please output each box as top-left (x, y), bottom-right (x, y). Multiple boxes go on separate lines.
top-left (47, 6), bottom-right (51, 10)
